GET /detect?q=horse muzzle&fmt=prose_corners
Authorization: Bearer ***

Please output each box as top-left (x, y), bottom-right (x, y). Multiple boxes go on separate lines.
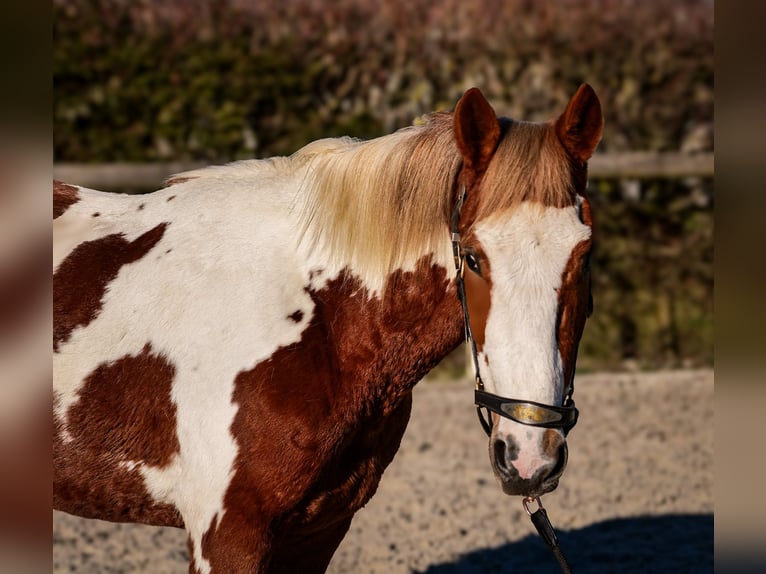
top-left (489, 428), bottom-right (568, 497)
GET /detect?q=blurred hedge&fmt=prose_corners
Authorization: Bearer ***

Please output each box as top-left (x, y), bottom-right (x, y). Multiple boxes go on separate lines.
top-left (53, 0), bottom-right (713, 370)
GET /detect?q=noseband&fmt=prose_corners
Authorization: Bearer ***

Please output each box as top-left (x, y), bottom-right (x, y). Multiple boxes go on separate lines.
top-left (450, 185), bottom-right (579, 437)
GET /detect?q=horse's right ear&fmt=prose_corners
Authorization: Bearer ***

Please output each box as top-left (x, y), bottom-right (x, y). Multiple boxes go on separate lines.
top-left (454, 88), bottom-right (501, 172)
top-left (555, 83), bottom-right (603, 163)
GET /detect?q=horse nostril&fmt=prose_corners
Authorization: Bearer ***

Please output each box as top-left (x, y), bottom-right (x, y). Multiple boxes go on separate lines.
top-left (492, 437), bottom-right (518, 478)
top-left (543, 442), bottom-right (568, 483)
top-left (540, 443), bottom-right (568, 488)
top-left (493, 439), bottom-right (507, 473)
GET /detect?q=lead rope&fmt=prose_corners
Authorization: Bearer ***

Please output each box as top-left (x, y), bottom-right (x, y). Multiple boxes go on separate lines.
top-left (524, 497), bottom-right (574, 574)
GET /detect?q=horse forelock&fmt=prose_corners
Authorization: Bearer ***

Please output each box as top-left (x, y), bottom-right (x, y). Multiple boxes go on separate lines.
top-left (474, 120), bottom-right (578, 220)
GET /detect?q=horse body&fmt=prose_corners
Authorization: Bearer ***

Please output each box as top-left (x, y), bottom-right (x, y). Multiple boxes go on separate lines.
top-left (53, 85), bottom-right (602, 572)
top-left (54, 147), bottom-right (464, 572)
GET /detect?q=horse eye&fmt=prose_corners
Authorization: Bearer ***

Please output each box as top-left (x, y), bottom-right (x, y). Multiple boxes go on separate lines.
top-left (465, 252), bottom-right (481, 275)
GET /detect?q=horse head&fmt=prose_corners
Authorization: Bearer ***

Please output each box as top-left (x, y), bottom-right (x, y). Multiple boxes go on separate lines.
top-left (452, 84), bottom-right (602, 497)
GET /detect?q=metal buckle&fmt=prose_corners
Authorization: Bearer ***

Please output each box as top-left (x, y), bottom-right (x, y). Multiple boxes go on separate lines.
top-left (523, 496), bottom-right (544, 516)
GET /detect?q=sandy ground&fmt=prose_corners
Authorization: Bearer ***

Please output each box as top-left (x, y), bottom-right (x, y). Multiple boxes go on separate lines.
top-left (53, 369), bottom-right (713, 573)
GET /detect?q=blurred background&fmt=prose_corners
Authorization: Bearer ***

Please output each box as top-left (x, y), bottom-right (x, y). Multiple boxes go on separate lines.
top-left (53, 0), bottom-right (714, 372)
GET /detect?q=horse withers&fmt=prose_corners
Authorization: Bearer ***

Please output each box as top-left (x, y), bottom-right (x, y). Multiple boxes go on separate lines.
top-left (53, 84), bottom-right (602, 573)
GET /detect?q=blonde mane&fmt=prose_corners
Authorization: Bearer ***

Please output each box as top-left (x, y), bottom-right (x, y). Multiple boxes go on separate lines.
top-left (299, 113), bottom-right (576, 283)
top-left (299, 113), bottom-right (462, 281)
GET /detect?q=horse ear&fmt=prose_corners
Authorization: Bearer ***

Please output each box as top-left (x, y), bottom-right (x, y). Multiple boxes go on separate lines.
top-left (555, 83), bottom-right (603, 163)
top-left (454, 88), bottom-right (501, 172)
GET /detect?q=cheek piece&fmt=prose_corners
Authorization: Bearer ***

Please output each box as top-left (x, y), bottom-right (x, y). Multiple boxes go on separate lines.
top-left (450, 185), bottom-right (579, 437)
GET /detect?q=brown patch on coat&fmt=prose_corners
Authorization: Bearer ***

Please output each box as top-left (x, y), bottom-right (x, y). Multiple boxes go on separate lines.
top-left (288, 310), bottom-right (304, 323)
top-left (199, 258), bottom-right (464, 570)
top-left (68, 343), bottom-right (180, 465)
top-left (462, 262), bottom-right (492, 352)
top-left (53, 223), bottom-right (168, 351)
top-left (579, 195), bottom-right (594, 225)
top-left (53, 181), bottom-right (80, 219)
top-left (556, 238), bottom-right (593, 387)
top-left (268, 512), bottom-right (357, 574)
top-left (541, 428), bottom-right (565, 459)
top-left (53, 343), bottom-right (183, 527)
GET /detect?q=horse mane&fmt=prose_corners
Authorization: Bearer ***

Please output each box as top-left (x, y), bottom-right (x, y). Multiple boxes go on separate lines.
top-left (299, 112), bottom-right (461, 283)
top-left (300, 113), bottom-right (576, 284)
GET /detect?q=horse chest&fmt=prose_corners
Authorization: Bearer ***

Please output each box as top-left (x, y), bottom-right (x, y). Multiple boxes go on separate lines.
top-left (296, 392), bottom-right (413, 526)
top-left (225, 346), bottom-right (415, 521)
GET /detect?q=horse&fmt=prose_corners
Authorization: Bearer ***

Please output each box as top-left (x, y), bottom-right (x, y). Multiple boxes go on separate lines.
top-left (53, 84), bottom-right (602, 573)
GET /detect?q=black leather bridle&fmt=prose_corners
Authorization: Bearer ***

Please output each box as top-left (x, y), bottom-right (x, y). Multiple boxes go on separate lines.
top-left (450, 185), bottom-right (579, 437)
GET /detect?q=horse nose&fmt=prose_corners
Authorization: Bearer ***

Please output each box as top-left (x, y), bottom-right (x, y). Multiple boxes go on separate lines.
top-left (490, 431), bottom-right (568, 496)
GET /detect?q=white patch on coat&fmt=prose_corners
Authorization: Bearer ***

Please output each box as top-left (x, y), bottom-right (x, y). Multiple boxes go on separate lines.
top-left (473, 201), bottom-right (590, 460)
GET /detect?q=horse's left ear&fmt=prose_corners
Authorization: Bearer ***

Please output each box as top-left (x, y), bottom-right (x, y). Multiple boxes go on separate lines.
top-left (454, 88), bottom-right (501, 172)
top-left (555, 83), bottom-right (603, 163)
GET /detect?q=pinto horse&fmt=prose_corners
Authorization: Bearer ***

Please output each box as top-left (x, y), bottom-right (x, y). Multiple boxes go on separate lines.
top-left (53, 85), bottom-right (602, 573)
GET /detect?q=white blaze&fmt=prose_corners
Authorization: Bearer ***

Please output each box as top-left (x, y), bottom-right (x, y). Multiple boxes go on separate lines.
top-left (473, 201), bottom-right (590, 447)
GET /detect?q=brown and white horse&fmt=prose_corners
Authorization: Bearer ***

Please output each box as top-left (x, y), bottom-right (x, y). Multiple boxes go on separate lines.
top-left (53, 85), bottom-right (602, 573)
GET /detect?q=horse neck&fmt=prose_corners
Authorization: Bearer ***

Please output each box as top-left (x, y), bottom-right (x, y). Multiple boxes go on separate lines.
top-left (306, 256), bottom-right (464, 411)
